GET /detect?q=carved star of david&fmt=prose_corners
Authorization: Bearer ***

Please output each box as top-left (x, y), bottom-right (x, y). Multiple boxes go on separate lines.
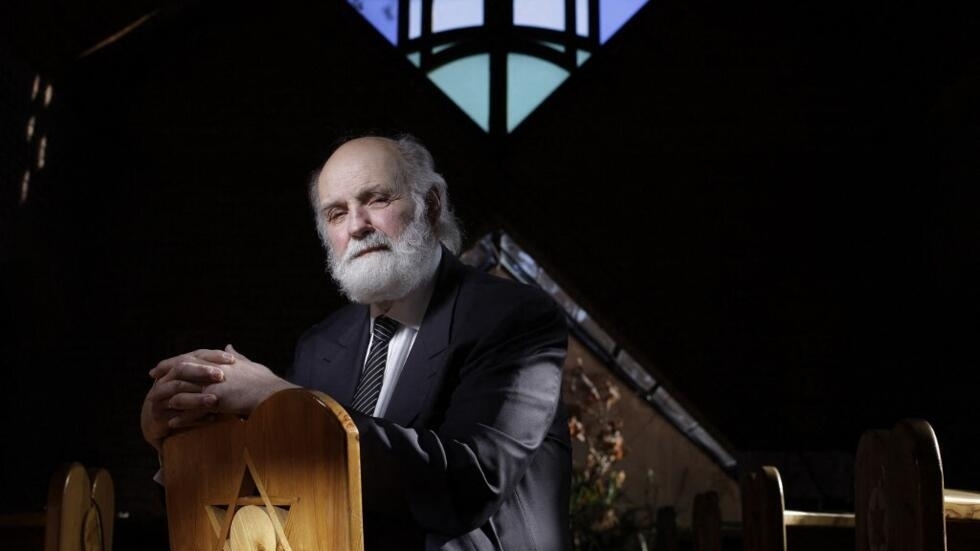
top-left (204, 450), bottom-right (298, 551)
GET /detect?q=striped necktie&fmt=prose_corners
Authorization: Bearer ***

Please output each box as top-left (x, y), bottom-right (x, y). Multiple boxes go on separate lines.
top-left (350, 315), bottom-right (400, 415)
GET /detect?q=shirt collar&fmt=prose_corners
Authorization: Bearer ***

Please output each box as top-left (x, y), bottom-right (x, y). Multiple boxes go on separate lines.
top-left (369, 246), bottom-right (442, 330)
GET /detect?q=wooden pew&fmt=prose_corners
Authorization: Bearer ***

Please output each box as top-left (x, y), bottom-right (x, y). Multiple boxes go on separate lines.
top-left (0, 463), bottom-right (114, 551)
top-left (741, 465), bottom-right (853, 551)
top-left (655, 506), bottom-right (678, 551)
top-left (163, 389), bottom-right (363, 551)
top-left (855, 418), bottom-right (980, 551)
top-left (692, 491), bottom-right (721, 551)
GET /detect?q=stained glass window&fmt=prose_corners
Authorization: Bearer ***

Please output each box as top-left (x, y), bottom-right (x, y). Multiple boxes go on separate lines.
top-left (349, 0), bottom-right (650, 134)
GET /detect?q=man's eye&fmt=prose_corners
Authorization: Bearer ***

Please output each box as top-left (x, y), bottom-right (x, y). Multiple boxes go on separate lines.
top-left (369, 196), bottom-right (392, 207)
top-left (327, 211), bottom-right (346, 223)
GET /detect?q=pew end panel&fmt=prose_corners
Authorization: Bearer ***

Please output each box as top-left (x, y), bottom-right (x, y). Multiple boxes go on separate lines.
top-left (855, 418), bottom-right (980, 551)
top-left (162, 388), bottom-right (363, 551)
top-left (742, 464), bottom-right (854, 551)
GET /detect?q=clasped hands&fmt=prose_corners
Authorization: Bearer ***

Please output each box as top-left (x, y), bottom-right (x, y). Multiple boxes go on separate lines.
top-left (140, 345), bottom-right (298, 451)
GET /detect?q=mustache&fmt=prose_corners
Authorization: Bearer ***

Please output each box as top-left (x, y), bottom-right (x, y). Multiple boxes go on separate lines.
top-left (343, 232), bottom-right (393, 262)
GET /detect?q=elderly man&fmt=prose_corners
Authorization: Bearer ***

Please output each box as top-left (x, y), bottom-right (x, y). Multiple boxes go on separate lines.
top-left (141, 134), bottom-right (571, 550)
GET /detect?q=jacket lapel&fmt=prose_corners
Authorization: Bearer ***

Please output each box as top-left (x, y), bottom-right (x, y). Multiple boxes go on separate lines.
top-left (382, 250), bottom-right (462, 426)
top-left (311, 306), bottom-right (371, 406)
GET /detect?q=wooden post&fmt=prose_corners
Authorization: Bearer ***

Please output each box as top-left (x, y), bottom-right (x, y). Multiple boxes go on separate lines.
top-left (855, 419), bottom-right (980, 551)
top-left (693, 491), bottom-right (721, 551)
top-left (656, 506), bottom-right (678, 551)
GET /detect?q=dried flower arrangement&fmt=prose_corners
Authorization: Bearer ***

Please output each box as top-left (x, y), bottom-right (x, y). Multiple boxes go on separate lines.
top-left (566, 358), bottom-right (658, 550)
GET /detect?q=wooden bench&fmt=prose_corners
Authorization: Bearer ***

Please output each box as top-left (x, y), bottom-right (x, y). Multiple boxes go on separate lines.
top-left (655, 506), bottom-right (678, 551)
top-left (0, 463), bottom-right (114, 551)
top-left (855, 418), bottom-right (980, 551)
top-left (741, 465), bottom-right (854, 551)
top-left (162, 389), bottom-right (363, 551)
top-left (692, 490), bottom-right (721, 551)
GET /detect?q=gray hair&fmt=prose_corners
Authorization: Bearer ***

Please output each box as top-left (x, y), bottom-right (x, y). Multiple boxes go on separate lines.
top-left (308, 134), bottom-right (463, 254)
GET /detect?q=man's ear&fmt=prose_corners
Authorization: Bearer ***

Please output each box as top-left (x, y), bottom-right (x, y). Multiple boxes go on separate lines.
top-left (424, 188), bottom-right (442, 227)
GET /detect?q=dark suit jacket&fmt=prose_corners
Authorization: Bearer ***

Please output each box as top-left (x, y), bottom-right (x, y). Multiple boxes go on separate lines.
top-left (288, 249), bottom-right (571, 550)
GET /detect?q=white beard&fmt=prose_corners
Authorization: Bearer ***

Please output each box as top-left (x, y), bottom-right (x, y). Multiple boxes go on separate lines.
top-left (327, 215), bottom-right (439, 304)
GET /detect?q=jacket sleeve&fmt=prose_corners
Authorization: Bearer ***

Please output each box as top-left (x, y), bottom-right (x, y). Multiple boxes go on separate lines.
top-left (350, 293), bottom-right (568, 536)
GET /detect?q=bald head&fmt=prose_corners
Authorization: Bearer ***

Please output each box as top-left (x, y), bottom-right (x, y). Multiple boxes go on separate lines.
top-left (318, 137), bottom-right (402, 199)
top-left (309, 134), bottom-right (462, 255)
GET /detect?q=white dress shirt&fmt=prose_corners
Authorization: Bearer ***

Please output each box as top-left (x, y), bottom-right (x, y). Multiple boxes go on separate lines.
top-left (365, 247), bottom-right (442, 417)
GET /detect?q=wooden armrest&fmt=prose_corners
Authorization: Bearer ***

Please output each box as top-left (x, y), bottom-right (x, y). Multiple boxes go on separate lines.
top-left (944, 489), bottom-right (980, 520)
top-left (784, 511), bottom-right (855, 527)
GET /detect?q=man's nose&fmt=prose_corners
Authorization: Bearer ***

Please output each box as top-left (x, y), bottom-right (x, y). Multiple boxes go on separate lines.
top-left (347, 206), bottom-right (372, 238)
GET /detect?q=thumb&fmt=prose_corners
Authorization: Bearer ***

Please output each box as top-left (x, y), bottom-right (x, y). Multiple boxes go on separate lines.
top-left (224, 344), bottom-right (247, 360)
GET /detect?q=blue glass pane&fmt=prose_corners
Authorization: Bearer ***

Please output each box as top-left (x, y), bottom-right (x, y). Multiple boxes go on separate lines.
top-left (433, 0), bottom-right (483, 32)
top-left (507, 53), bottom-right (569, 132)
top-left (409, 0), bottom-right (422, 39)
top-left (428, 55), bottom-right (490, 131)
top-left (576, 0), bottom-right (588, 36)
top-left (347, 0), bottom-right (398, 45)
top-left (599, 0), bottom-right (649, 43)
top-left (513, 0), bottom-right (564, 31)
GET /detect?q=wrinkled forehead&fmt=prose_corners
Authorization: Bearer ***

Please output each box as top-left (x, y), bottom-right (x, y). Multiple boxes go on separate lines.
top-left (317, 137), bottom-right (405, 202)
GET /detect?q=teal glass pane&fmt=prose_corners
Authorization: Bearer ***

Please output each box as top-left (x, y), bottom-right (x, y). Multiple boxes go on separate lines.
top-left (576, 50), bottom-right (591, 66)
top-left (406, 52), bottom-right (421, 66)
top-left (507, 53), bottom-right (568, 132)
top-left (428, 54), bottom-right (490, 131)
top-left (513, 0), bottom-right (564, 31)
top-left (432, 42), bottom-right (457, 54)
top-left (433, 0), bottom-right (483, 32)
top-left (537, 41), bottom-right (563, 52)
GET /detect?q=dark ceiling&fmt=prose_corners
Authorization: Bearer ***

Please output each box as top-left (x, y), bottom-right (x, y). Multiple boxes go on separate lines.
top-left (2, 0), bottom-right (979, 516)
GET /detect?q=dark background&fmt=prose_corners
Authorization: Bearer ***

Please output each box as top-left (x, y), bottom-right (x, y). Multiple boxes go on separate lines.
top-left (2, 0), bottom-right (978, 539)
